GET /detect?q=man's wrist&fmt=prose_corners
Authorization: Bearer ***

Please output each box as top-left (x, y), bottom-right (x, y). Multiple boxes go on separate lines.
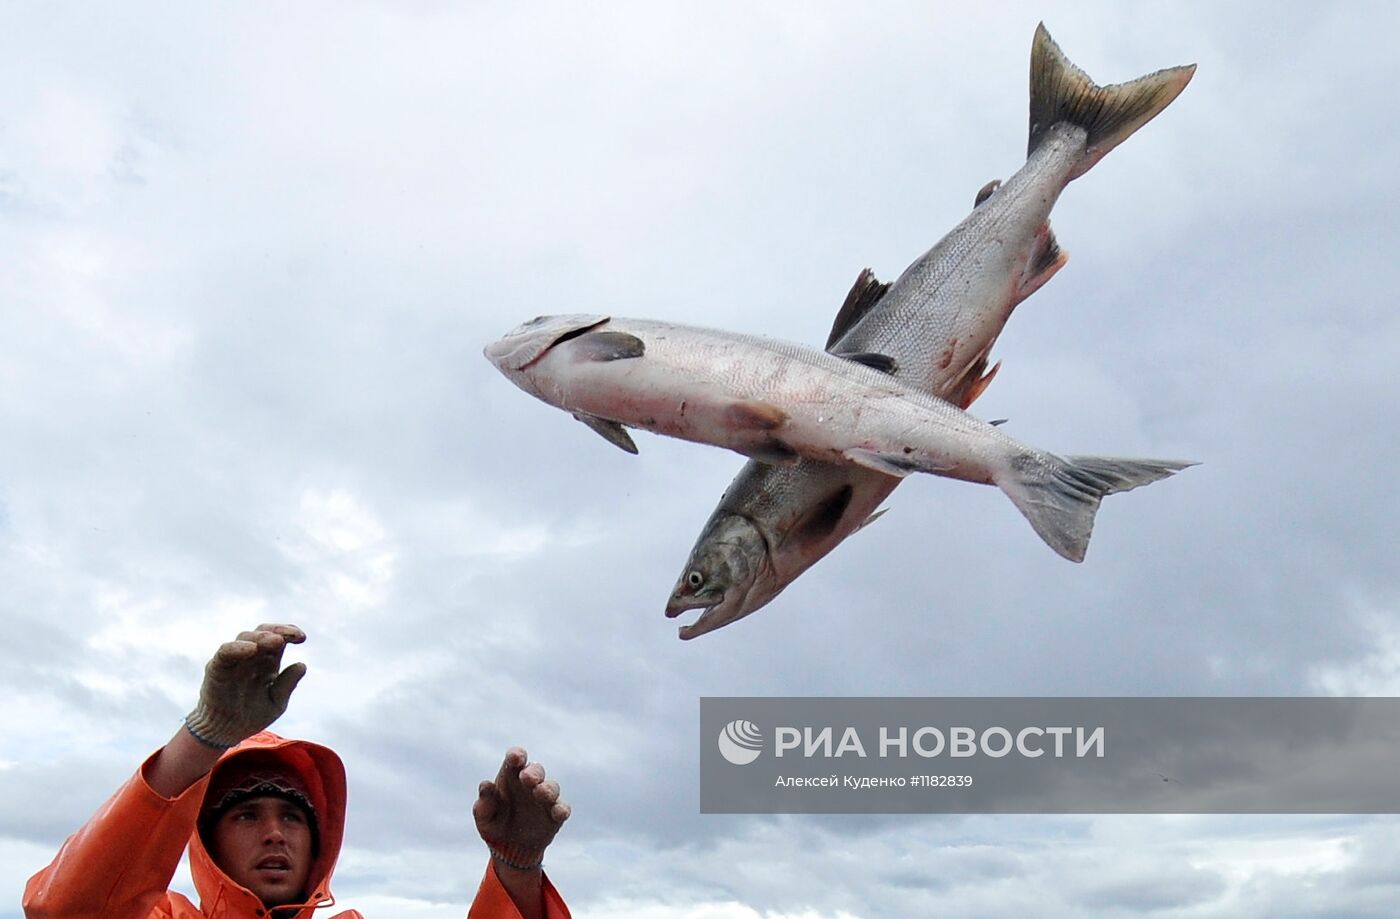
top-left (488, 844), bottom-right (546, 872)
top-left (183, 708), bottom-right (242, 749)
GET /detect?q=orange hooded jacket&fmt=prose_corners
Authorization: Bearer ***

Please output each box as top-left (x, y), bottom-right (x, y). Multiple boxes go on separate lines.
top-left (24, 731), bottom-right (570, 919)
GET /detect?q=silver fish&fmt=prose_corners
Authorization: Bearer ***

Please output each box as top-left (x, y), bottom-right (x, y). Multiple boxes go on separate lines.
top-left (665, 24), bottom-right (1196, 638)
top-left (483, 313), bottom-right (1193, 567)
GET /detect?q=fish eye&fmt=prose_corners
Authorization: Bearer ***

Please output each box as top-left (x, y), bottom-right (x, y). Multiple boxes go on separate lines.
top-left (686, 570), bottom-right (704, 589)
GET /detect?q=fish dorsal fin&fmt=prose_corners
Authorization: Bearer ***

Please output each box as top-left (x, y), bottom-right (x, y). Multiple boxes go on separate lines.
top-left (831, 351), bottom-right (899, 375)
top-left (572, 413), bottom-right (639, 454)
top-left (825, 268), bottom-right (890, 350)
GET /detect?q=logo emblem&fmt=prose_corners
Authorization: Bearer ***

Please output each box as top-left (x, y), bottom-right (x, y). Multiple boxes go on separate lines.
top-left (717, 719), bottom-right (763, 765)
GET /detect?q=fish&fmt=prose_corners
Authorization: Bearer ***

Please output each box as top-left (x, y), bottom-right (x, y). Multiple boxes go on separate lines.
top-left (483, 313), bottom-right (1194, 567)
top-left (667, 269), bottom-right (984, 640)
top-left (665, 23), bottom-right (1197, 638)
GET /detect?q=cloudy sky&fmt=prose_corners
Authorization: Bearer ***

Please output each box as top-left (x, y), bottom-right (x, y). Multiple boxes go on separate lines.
top-left (4, 1), bottom-right (1400, 916)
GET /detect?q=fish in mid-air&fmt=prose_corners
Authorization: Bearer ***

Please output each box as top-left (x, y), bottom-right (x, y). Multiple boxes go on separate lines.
top-left (483, 313), bottom-right (1193, 565)
top-left (664, 23), bottom-right (1197, 638)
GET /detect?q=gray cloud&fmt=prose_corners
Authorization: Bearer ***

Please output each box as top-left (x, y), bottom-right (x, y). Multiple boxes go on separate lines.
top-left (5, 2), bottom-right (1400, 917)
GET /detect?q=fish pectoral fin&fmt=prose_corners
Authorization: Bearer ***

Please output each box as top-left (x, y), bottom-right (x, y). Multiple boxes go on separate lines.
top-left (727, 399), bottom-right (788, 431)
top-left (831, 350), bottom-right (899, 375)
top-left (779, 485), bottom-right (855, 549)
top-left (571, 330), bottom-right (646, 362)
top-left (572, 413), bottom-right (639, 454)
top-left (842, 448), bottom-right (920, 478)
top-left (745, 439), bottom-right (801, 466)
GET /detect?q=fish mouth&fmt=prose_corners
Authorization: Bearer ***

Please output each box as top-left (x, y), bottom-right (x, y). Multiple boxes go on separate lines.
top-left (666, 590), bottom-right (747, 641)
top-left (665, 589), bottom-right (721, 619)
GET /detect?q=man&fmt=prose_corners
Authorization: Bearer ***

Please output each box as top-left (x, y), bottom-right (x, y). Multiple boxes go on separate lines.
top-left (24, 624), bottom-right (571, 919)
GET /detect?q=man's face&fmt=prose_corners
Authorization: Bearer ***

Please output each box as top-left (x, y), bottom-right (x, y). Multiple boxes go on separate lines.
top-left (210, 796), bottom-right (313, 907)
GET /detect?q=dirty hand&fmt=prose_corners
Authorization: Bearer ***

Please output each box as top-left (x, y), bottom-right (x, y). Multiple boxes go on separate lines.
top-left (184, 624), bottom-right (307, 748)
top-left (473, 747), bottom-right (571, 870)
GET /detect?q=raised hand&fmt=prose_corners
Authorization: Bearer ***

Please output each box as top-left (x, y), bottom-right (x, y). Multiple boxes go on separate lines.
top-left (184, 623), bottom-right (307, 748)
top-left (472, 746), bottom-right (571, 870)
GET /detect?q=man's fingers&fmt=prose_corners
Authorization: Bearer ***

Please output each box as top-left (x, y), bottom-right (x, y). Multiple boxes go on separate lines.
top-left (519, 762), bottom-right (546, 789)
top-left (253, 623), bottom-right (306, 643)
top-left (233, 625), bottom-right (304, 653)
top-left (208, 639), bottom-right (259, 670)
top-left (495, 747), bottom-right (528, 787)
top-left (239, 630), bottom-right (287, 652)
top-left (474, 748), bottom-right (569, 854)
top-left (473, 780), bottom-right (501, 823)
top-left (269, 661), bottom-right (307, 707)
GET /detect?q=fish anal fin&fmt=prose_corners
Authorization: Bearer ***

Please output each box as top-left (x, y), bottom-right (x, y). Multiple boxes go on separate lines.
top-left (571, 330), bottom-right (646, 362)
top-left (572, 413), bottom-right (639, 454)
top-left (831, 350), bottom-right (898, 375)
top-left (727, 400), bottom-right (788, 431)
top-left (825, 268), bottom-right (891, 350)
top-left (843, 448), bottom-right (923, 478)
top-left (1015, 226), bottom-right (1068, 303)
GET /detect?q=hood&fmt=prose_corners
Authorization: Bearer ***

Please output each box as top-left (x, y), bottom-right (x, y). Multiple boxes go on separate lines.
top-left (190, 731), bottom-right (348, 918)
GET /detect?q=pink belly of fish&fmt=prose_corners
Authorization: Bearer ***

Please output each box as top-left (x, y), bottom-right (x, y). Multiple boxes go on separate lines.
top-left (529, 343), bottom-right (787, 456)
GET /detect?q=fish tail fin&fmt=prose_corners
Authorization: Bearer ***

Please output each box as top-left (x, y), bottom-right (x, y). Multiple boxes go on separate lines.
top-left (1029, 22), bottom-right (1195, 180)
top-left (998, 452), bottom-right (1196, 562)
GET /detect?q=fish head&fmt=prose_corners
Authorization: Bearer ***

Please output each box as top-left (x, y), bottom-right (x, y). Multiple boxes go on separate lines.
top-left (665, 513), bottom-right (785, 640)
top-left (483, 314), bottom-right (611, 374)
